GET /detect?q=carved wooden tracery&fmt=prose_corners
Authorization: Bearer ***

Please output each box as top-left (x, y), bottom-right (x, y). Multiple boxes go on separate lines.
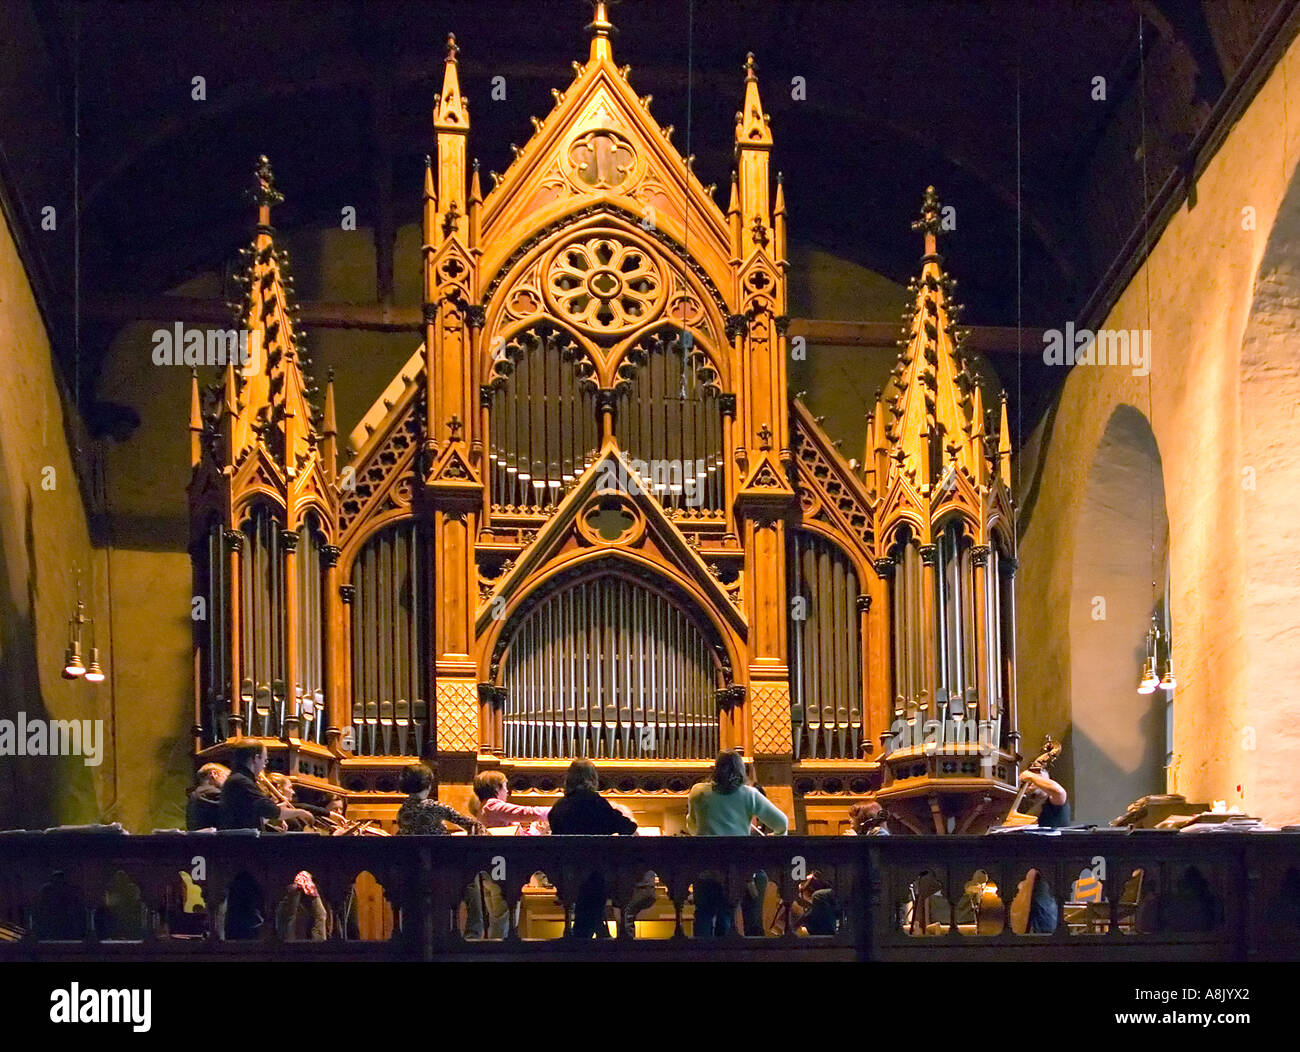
top-left (188, 3), bottom-right (1020, 831)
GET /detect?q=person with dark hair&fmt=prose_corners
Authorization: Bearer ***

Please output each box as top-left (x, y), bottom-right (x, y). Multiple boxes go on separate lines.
top-left (186, 762), bottom-right (229, 830)
top-left (687, 751), bottom-right (789, 937)
top-left (216, 742), bottom-right (312, 940)
top-left (395, 764), bottom-right (483, 836)
top-left (217, 742), bottom-right (311, 831)
top-left (845, 800), bottom-right (890, 836)
top-left (547, 759), bottom-right (637, 938)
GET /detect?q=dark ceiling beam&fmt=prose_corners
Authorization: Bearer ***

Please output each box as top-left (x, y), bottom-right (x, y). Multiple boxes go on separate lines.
top-left (79, 295), bottom-right (421, 332)
top-left (774, 105), bottom-right (1080, 293)
top-left (1078, 0), bottom-right (1300, 330)
top-left (1146, 0), bottom-right (1228, 105)
top-left (789, 319), bottom-right (1043, 356)
top-left (77, 296), bottom-right (1043, 354)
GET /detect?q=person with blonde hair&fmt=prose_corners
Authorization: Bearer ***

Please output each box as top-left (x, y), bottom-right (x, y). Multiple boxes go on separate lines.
top-left (469, 770), bottom-right (551, 831)
top-left (464, 771), bottom-right (552, 938)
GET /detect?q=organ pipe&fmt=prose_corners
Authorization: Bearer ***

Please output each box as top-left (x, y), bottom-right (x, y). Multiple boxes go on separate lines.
top-left (489, 329), bottom-right (598, 511)
top-left (349, 521), bottom-right (429, 755)
top-left (789, 530), bottom-right (865, 760)
top-left (500, 578), bottom-right (717, 760)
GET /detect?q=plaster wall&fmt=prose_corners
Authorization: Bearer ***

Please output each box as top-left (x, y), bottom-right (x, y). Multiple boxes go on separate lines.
top-left (1016, 33), bottom-right (1300, 825)
top-left (0, 211), bottom-right (114, 828)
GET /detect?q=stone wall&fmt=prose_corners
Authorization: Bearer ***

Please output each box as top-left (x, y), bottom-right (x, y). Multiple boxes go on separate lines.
top-left (0, 212), bottom-right (113, 828)
top-left (1016, 32), bottom-right (1300, 826)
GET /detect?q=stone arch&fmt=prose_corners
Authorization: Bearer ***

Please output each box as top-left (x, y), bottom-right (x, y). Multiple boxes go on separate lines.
top-left (1068, 404), bottom-right (1168, 825)
top-left (1239, 165), bottom-right (1300, 825)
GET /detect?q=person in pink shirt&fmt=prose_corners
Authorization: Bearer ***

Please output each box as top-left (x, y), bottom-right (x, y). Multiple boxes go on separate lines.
top-left (464, 771), bottom-right (551, 938)
top-left (469, 770), bottom-right (551, 832)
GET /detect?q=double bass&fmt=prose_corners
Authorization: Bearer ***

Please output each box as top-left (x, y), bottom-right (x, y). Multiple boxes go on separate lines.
top-left (998, 735), bottom-right (1063, 828)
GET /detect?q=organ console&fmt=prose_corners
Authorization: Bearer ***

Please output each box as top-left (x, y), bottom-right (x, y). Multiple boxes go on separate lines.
top-left (187, 1), bottom-right (1022, 835)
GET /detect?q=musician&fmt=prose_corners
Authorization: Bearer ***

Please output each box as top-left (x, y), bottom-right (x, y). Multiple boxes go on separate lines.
top-left (186, 762), bottom-right (229, 830)
top-left (796, 872), bottom-right (840, 936)
top-left (687, 751), bottom-right (789, 937)
top-left (1018, 765), bottom-right (1070, 933)
top-left (217, 742), bottom-right (312, 831)
top-left (845, 800), bottom-right (890, 836)
top-left (464, 771), bottom-right (551, 938)
top-left (548, 760), bottom-right (637, 938)
top-left (395, 763), bottom-right (484, 835)
top-left (469, 770), bottom-right (551, 831)
top-left (216, 742), bottom-right (312, 940)
top-left (1018, 768), bottom-right (1070, 826)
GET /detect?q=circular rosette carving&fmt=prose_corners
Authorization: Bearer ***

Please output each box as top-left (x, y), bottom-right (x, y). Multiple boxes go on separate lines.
top-left (544, 236), bottom-right (666, 336)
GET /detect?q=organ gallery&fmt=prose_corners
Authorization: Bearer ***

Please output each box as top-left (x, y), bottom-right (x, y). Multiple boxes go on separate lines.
top-left (188, 7), bottom-right (1020, 836)
top-left (2, 0), bottom-right (1300, 979)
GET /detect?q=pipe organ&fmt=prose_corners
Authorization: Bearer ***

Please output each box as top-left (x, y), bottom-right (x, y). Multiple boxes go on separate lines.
top-left (501, 577), bottom-right (719, 761)
top-left (187, 2), bottom-right (1022, 833)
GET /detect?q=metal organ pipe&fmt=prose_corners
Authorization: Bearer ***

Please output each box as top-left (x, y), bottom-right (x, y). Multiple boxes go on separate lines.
top-left (498, 579), bottom-right (717, 761)
top-left (787, 532), bottom-right (865, 760)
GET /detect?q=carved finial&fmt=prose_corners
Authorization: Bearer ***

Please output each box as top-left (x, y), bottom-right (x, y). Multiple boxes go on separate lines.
top-left (912, 185), bottom-right (943, 253)
top-left (250, 155), bottom-right (284, 210)
top-left (445, 33), bottom-right (459, 62)
top-left (745, 52), bottom-right (758, 81)
top-left (586, 0), bottom-right (618, 61)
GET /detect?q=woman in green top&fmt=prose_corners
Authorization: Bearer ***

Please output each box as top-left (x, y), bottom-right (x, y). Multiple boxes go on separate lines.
top-left (686, 751), bottom-right (789, 936)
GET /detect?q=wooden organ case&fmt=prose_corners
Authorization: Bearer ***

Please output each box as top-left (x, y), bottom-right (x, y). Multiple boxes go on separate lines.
top-left (188, 3), bottom-right (1022, 834)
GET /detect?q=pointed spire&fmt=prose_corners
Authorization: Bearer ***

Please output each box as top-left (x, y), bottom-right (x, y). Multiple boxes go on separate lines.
top-left (322, 368), bottom-right (338, 484)
top-left (190, 368), bottom-right (203, 469)
top-left (423, 155), bottom-right (437, 245)
top-left (998, 391), bottom-right (1012, 488)
top-left (735, 52), bottom-right (773, 149)
top-left (433, 33), bottom-right (468, 130)
top-left (468, 158), bottom-right (483, 249)
top-left (249, 154), bottom-right (284, 228)
top-left (432, 34), bottom-right (468, 239)
top-left (773, 171), bottom-right (787, 262)
top-left (734, 53), bottom-right (773, 257)
top-left (727, 170), bottom-right (742, 257)
top-left (880, 185), bottom-right (985, 492)
top-left (912, 185), bottom-right (942, 257)
top-left (970, 380), bottom-right (987, 486)
top-left (586, 0), bottom-right (616, 64)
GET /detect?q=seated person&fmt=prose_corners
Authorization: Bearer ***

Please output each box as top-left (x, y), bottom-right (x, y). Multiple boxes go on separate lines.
top-left (395, 764), bottom-right (483, 835)
top-left (845, 800), bottom-right (890, 836)
top-left (548, 760), bottom-right (637, 938)
top-left (796, 872), bottom-right (840, 936)
top-left (186, 763), bottom-right (230, 830)
top-left (1015, 767), bottom-right (1070, 933)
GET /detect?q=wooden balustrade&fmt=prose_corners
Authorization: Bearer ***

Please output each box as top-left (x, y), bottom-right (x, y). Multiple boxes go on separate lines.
top-left (0, 830), bottom-right (1297, 961)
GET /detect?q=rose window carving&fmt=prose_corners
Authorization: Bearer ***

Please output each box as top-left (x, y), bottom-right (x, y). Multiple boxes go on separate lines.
top-left (544, 236), bottom-right (665, 335)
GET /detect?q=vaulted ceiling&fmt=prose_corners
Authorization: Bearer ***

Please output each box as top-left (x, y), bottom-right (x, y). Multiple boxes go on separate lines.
top-left (3, 0), bottom-right (1296, 430)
